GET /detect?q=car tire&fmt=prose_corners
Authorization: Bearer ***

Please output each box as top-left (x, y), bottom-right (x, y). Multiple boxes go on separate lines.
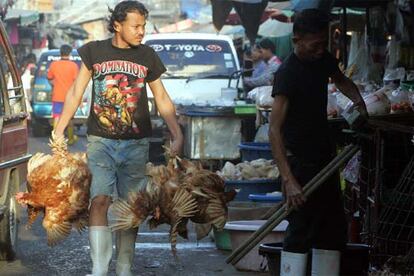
top-left (0, 179), bottom-right (18, 261)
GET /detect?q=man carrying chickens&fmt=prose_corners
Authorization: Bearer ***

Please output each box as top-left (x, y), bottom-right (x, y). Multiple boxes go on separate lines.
top-left (54, 1), bottom-right (183, 275)
top-left (269, 9), bottom-right (368, 276)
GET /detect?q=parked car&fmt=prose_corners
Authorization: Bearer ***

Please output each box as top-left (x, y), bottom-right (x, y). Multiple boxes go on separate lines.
top-left (0, 20), bottom-right (31, 260)
top-left (31, 49), bottom-right (91, 136)
top-left (143, 33), bottom-right (242, 137)
top-left (143, 33), bottom-right (242, 108)
top-left (142, 33), bottom-right (243, 162)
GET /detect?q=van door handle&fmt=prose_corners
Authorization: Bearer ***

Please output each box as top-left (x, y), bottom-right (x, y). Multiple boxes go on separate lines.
top-left (2, 113), bottom-right (28, 123)
top-left (7, 85), bottom-right (23, 92)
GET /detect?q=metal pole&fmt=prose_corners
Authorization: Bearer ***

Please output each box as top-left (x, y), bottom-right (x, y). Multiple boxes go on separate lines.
top-left (227, 144), bottom-right (360, 265)
top-left (342, 7), bottom-right (348, 67)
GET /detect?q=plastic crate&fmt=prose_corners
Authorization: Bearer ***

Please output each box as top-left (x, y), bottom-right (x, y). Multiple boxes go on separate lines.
top-left (225, 178), bottom-right (281, 201)
top-left (238, 142), bottom-right (273, 161)
top-left (248, 193), bottom-right (283, 203)
top-left (234, 104), bottom-right (256, 114)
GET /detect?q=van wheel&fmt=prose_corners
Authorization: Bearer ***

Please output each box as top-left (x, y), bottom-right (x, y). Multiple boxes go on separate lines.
top-left (31, 117), bottom-right (52, 137)
top-left (0, 180), bottom-right (18, 261)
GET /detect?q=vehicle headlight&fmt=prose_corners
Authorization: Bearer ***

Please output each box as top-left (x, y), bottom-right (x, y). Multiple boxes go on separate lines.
top-left (35, 91), bottom-right (48, 102)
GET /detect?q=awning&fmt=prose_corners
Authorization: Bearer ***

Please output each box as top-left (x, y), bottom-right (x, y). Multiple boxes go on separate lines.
top-left (55, 23), bottom-right (89, 40)
top-left (211, 0), bottom-right (268, 44)
top-left (158, 19), bottom-right (193, 33)
top-left (4, 9), bottom-right (39, 26)
top-left (258, 18), bottom-right (292, 37)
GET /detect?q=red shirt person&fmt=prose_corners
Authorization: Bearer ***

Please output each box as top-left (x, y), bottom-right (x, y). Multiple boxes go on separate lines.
top-left (47, 44), bottom-right (79, 143)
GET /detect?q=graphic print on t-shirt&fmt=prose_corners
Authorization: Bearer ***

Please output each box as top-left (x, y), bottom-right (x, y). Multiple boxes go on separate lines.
top-left (92, 60), bottom-right (147, 135)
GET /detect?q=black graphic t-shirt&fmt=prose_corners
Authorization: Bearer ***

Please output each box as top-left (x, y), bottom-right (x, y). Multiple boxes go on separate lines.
top-left (78, 39), bottom-right (166, 140)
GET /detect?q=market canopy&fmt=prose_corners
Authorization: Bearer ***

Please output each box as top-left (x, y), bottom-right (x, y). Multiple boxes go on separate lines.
top-left (4, 9), bottom-right (39, 26)
top-left (258, 17), bottom-right (292, 37)
top-left (0, 0), bottom-right (17, 20)
top-left (211, 0), bottom-right (269, 44)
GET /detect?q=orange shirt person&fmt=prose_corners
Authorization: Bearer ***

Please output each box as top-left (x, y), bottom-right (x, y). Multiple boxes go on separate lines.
top-left (47, 44), bottom-right (79, 144)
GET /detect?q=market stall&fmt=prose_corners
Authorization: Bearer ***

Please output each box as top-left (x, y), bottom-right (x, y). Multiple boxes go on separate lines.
top-left (230, 0), bottom-right (414, 271)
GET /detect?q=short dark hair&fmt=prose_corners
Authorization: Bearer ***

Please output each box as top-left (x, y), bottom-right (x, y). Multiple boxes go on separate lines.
top-left (107, 1), bottom-right (148, 33)
top-left (258, 38), bottom-right (275, 53)
top-left (60, 44), bottom-right (72, 56)
top-left (293, 9), bottom-right (330, 36)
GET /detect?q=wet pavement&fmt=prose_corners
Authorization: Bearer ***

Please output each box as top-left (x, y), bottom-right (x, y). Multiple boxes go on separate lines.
top-left (0, 132), bottom-right (264, 276)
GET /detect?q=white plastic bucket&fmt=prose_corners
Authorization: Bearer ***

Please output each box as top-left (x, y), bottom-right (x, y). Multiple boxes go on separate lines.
top-left (224, 220), bottom-right (288, 271)
top-left (221, 87), bottom-right (238, 101)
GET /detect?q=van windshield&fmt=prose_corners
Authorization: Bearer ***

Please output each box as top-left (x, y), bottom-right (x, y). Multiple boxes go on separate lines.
top-left (35, 53), bottom-right (82, 78)
top-left (146, 39), bottom-right (237, 78)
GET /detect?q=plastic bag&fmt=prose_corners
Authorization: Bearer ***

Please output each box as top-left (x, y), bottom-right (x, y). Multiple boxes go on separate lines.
top-left (363, 91), bottom-right (391, 115)
top-left (347, 32), bottom-right (382, 83)
top-left (342, 90), bottom-right (390, 117)
top-left (254, 123), bottom-right (269, 143)
top-left (247, 86), bottom-right (273, 107)
top-left (407, 70), bottom-right (414, 81)
top-left (343, 150), bottom-right (361, 184)
top-left (402, 81), bottom-right (414, 112)
top-left (335, 92), bottom-right (352, 115)
top-left (390, 88), bottom-right (412, 113)
top-left (327, 92), bottom-right (338, 118)
top-left (386, 36), bottom-right (399, 69)
top-left (383, 67), bottom-right (405, 85)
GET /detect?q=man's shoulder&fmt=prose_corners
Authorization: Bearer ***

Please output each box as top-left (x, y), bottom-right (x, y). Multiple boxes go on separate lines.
top-left (137, 44), bottom-right (157, 55)
top-left (276, 54), bottom-right (298, 74)
top-left (79, 39), bottom-right (108, 51)
top-left (90, 39), bottom-right (108, 45)
top-left (139, 44), bottom-right (152, 50)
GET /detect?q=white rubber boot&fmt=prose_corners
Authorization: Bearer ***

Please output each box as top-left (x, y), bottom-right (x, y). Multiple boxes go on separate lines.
top-left (115, 228), bottom-right (138, 276)
top-left (311, 248), bottom-right (341, 276)
top-left (88, 226), bottom-right (113, 276)
top-left (280, 250), bottom-right (308, 276)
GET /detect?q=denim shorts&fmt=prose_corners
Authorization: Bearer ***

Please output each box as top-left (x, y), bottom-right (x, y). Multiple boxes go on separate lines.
top-left (87, 135), bottom-right (149, 200)
top-left (52, 101), bottom-right (64, 118)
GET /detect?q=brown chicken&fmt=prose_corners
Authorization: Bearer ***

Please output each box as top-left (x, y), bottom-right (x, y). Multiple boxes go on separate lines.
top-left (110, 157), bottom-right (236, 254)
top-left (111, 160), bottom-right (198, 255)
top-left (180, 163), bottom-right (236, 239)
top-left (15, 135), bottom-right (91, 246)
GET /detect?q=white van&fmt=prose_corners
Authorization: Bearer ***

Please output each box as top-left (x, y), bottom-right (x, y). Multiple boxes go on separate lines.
top-left (143, 33), bottom-right (242, 107)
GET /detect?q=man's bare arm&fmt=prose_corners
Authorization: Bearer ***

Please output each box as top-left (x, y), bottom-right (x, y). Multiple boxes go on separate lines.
top-left (54, 63), bottom-right (92, 137)
top-left (331, 71), bottom-right (368, 117)
top-left (148, 78), bottom-right (183, 156)
top-left (269, 95), bottom-right (305, 208)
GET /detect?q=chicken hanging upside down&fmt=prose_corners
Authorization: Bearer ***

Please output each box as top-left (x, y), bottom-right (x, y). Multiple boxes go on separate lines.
top-left (110, 156), bottom-right (236, 255)
top-left (15, 134), bottom-right (91, 246)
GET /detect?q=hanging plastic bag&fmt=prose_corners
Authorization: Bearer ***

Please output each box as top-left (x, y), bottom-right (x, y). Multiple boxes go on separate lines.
top-left (343, 150), bottom-right (361, 184)
top-left (346, 32), bottom-right (382, 83)
top-left (342, 90), bottom-right (390, 117)
top-left (390, 87), bottom-right (412, 113)
top-left (247, 86), bottom-right (273, 107)
top-left (254, 123), bottom-right (269, 143)
top-left (327, 92), bottom-right (338, 118)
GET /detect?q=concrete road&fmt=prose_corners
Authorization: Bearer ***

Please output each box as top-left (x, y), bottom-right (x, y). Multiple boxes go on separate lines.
top-left (0, 131), bottom-right (264, 276)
